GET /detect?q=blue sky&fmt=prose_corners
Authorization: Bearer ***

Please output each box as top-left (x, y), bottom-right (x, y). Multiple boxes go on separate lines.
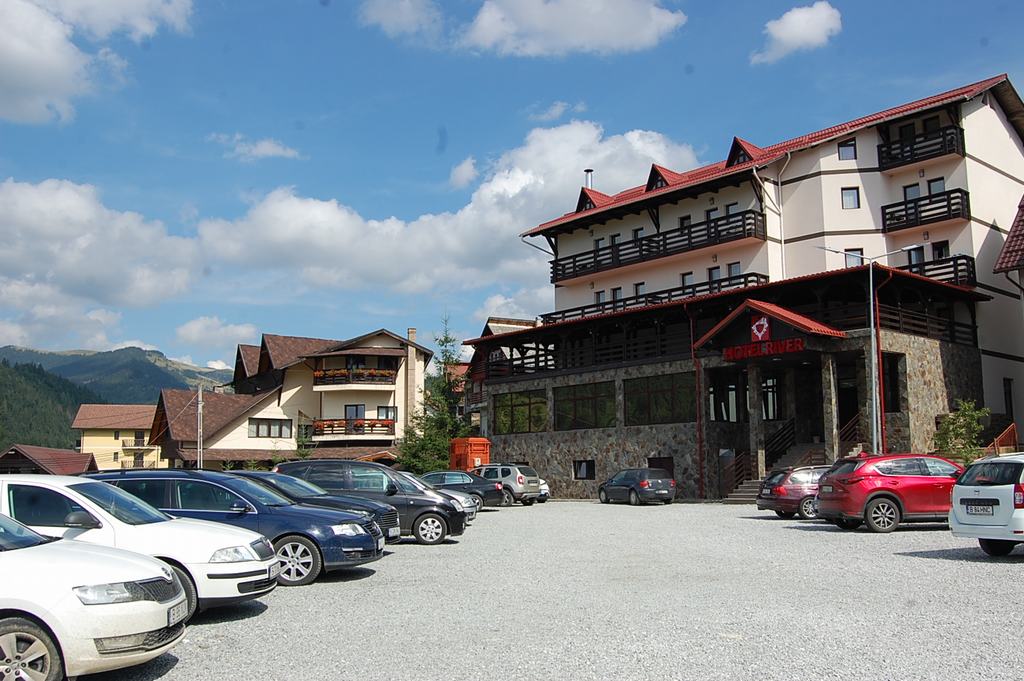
top-left (1, 0), bottom-right (1022, 370)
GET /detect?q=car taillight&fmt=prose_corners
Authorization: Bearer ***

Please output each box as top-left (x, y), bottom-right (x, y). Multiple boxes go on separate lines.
top-left (839, 476), bottom-right (865, 485)
top-left (517, 474), bottom-right (524, 485)
top-left (495, 483), bottom-right (502, 491)
top-left (1015, 484), bottom-right (1024, 509)
top-left (772, 485), bottom-right (786, 497)
top-left (670, 480), bottom-right (676, 487)
top-left (639, 480), bottom-right (650, 488)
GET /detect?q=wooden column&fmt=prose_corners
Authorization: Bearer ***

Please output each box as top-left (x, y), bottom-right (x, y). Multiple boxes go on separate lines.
top-left (821, 352), bottom-right (840, 462)
top-left (748, 364), bottom-right (766, 478)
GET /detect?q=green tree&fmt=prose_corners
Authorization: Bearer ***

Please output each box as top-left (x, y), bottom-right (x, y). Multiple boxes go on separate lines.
top-left (294, 425), bottom-right (315, 460)
top-left (934, 399), bottom-right (990, 464)
top-left (397, 317), bottom-right (470, 474)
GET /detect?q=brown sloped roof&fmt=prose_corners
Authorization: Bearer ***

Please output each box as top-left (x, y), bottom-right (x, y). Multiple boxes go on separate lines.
top-left (174, 446), bottom-right (398, 462)
top-left (72, 404), bottom-right (156, 430)
top-left (303, 329), bottom-right (434, 361)
top-left (154, 388), bottom-right (278, 443)
top-left (4, 445), bottom-right (98, 475)
top-left (994, 194), bottom-right (1024, 273)
top-left (238, 344), bottom-right (260, 377)
top-left (261, 334), bottom-right (339, 371)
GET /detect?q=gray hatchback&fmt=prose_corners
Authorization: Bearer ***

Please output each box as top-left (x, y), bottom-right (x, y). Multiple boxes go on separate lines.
top-left (598, 468), bottom-right (676, 505)
top-left (471, 463), bottom-right (541, 506)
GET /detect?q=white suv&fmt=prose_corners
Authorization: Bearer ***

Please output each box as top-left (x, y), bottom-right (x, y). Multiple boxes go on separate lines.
top-left (949, 454), bottom-right (1024, 556)
top-left (0, 512), bottom-right (187, 678)
top-left (0, 475), bottom-right (279, 619)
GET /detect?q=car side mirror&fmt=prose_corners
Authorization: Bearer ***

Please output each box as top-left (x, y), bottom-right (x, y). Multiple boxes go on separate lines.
top-left (64, 511), bottom-right (101, 530)
top-left (385, 482), bottom-right (399, 496)
top-left (230, 501), bottom-right (253, 514)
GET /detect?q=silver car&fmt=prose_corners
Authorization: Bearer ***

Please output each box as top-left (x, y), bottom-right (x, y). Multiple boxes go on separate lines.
top-left (471, 464), bottom-right (542, 506)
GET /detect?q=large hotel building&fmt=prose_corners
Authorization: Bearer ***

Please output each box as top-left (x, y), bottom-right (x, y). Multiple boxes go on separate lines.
top-left (465, 74), bottom-right (1024, 500)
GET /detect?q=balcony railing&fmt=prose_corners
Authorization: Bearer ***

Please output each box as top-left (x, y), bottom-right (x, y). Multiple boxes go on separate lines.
top-left (549, 210), bottom-right (767, 283)
top-left (877, 125), bottom-right (965, 171)
top-left (121, 461), bottom-right (156, 469)
top-left (881, 189), bottom-right (969, 233)
top-left (121, 439), bottom-right (154, 449)
top-left (896, 254), bottom-right (976, 286)
top-left (312, 368), bottom-right (398, 386)
top-left (313, 419), bottom-right (396, 437)
top-left (541, 272), bottom-right (770, 323)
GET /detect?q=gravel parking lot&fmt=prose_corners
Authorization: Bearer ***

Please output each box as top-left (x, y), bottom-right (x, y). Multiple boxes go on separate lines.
top-left (89, 502), bottom-right (1023, 681)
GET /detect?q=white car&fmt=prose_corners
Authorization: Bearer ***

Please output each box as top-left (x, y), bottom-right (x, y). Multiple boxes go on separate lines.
top-left (949, 454), bottom-right (1024, 556)
top-left (0, 512), bottom-right (187, 679)
top-left (0, 475), bottom-right (279, 619)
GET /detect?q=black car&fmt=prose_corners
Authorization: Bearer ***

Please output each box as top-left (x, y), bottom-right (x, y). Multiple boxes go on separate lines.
top-left (231, 470), bottom-right (403, 543)
top-left (598, 468), bottom-right (676, 505)
top-left (273, 460), bottom-right (468, 545)
top-left (421, 470), bottom-right (504, 507)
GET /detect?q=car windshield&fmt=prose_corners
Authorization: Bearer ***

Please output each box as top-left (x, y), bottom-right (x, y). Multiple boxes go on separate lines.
top-left (518, 466), bottom-right (538, 477)
top-left (958, 461), bottom-right (1024, 486)
top-left (70, 482), bottom-right (169, 525)
top-left (263, 474), bottom-right (329, 498)
top-left (224, 477), bottom-right (294, 506)
top-left (0, 513), bottom-right (49, 551)
top-left (400, 473), bottom-right (433, 491)
top-left (828, 460), bottom-right (863, 476)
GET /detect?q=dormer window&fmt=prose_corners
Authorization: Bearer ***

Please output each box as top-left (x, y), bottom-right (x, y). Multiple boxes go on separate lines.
top-left (734, 150), bottom-right (750, 164)
top-left (652, 177), bottom-right (667, 189)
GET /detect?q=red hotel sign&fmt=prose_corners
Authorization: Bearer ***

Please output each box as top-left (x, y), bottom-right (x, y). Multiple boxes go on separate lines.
top-left (723, 337), bottom-right (805, 361)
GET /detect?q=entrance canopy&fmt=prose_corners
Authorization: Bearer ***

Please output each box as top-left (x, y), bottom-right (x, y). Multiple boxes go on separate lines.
top-left (694, 299), bottom-right (847, 362)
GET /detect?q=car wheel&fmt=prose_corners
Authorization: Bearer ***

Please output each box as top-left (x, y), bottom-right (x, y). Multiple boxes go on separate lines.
top-left (663, 498), bottom-right (673, 505)
top-left (865, 498), bottom-right (901, 533)
top-left (979, 538), bottom-right (1017, 557)
top-left (797, 497), bottom-right (818, 520)
top-left (775, 510), bottom-right (795, 519)
top-left (833, 518), bottom-right (862, 530)
top-left (501, 488), bottom-right (515, 506)
top-left (0, 617), bottom-right (63, 681)
top-left (167, 564), bottom-right (198, 620)
top-left (414, 513), bottom-right (448, 545)
top-left (521, 498), bottom-right (535, 506)
top-left (629, 490), bottom-right (640, 506)
top-left (471, 494), bottom-right (485, 509)
top-left (598, 488), bottom-right (609, 504)
top-left (274, 535), bottom-right (323, 586)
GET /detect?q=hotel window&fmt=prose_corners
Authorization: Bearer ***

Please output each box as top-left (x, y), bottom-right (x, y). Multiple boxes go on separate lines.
top-left (906, 246), bottom-right (925, 266)
top-left (594, 237), bottom-right (606, 250)
top-left (611, 287), bottom-right (622, 301)
top-left (609, 233), bottom-right (621, 246)
top-left (594, 290), bottom-right (606, 304)
top-left (248, 418), bottom-right (293, 438)
top-left (632, 227), bottom-right (644, 241)
top-left (931, 241), bottom-right (950, 260)
top-left (708, 371), bottom-right (742, 422)
top-left (927, 177), bottom-right (945, 195)
top-left (844, 248), bottom-right (863, 268)
top-left (345, 404), bottom-right (365, 420)
top-left (573, 459), bottom-right (596, 480)
top-left (377, 406), bottom-right (398, 421)
top-left (347, 356), bottom-right (365, 369)
top-left (681, 271), bottom-right (694, 287)
top-left (113, 431), bottom-right (120, 440)
top-left (727, 262), bottom-right (741, 279)
top-left (554, 382), bottom-right (616, 431)
top-left (624, 373), bottom-right (696, 426)
top-left (882, 354), bottom-right (903, 413)
top-left (762, 376), bottom-right (783, 421)
top-left (841, 187), bottom-right (860, 210)
top-left (898, 123), bottom-right (916, 143)
top-left (1004, 378), bottom-right (1015, 419)
top-left (493, 390), bottom-right (548, 435)
top-left (838, 138), bottom-right (857, 160)
top-left (705, 207), bottom-right (721, 222)
top-left (725, 202), bottom-right (739, 215)
top-left (923, 115), bottom-right (941, 136)
top-left (679, 215), bottom-right (692, 228)
top-left (707, 266), bottom-right (721, 281)
top-left (633, 282), bottom-right (646, 296)
top-left (903, 183), bottom-right (921, 201)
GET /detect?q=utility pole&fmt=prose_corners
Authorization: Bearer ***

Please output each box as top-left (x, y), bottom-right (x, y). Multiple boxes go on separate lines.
top-left (197, 385), bottom-right (204, 469)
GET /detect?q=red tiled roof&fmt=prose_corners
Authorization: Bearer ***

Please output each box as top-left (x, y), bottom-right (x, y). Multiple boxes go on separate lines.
top-left (2, 444), bottom-right (98, 475)
top-left (72, 404), bottom-right (156, 430)
top-left (173, 446), bottom-right (398, 462)
top-left (994, 194), bottom-right (1024, 273)
top-left (523, 74), bottom-right (1010, 237)
top-left (694, 299), bottom-right (847, 350)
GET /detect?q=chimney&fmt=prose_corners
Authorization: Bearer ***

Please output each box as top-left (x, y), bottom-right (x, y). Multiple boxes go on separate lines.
top-left (407, 327), bottom-right (417, 343)
top-left (584, 168), bottom-right (594, 189)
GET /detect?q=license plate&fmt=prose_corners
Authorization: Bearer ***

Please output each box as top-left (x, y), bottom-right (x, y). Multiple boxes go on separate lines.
top-left (387, 527), bottom-right (400, 538)
top-left (657, 490), bottom-right (668, 494)
top-left (268, 562), bottom-right (281, 579)
top-left (167, 600), bottom-right (188, 627)
top-left (965, 505), bottom-right (994, 516)
top-left (377, 537), bottom-right (385, 551)
top-left (821, 485), bottom-right (833, 493)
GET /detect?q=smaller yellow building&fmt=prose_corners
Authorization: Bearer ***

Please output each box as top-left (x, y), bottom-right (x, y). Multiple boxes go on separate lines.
top-left (72, 404), bottom-right (164, 470)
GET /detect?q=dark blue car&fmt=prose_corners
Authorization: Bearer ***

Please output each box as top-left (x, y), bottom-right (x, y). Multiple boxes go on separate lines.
top-left (88, 469), bottom-right (385, 586)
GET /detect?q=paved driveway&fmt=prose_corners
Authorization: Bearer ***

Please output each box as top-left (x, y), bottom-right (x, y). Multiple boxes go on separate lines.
top-left (89, 502), bottom-right (1023, 681)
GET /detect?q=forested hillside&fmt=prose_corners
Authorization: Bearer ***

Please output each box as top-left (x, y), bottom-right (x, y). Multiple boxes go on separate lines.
top-left (0, 361), bottom-right (105, 453)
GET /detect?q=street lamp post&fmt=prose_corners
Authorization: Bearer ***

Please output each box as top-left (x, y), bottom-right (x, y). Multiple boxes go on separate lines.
top-left (818, 245), bottom-right (921, 456)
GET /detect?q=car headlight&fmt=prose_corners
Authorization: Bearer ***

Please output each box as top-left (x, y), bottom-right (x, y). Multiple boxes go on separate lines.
top-left (448, 497), bottom-right (464, 510)
top-left (331, 523), bottom-right (366, 536)
top-left (73, 582), bottom-right (142, 605)
top-left (210, 546), bottom-right (257, 563)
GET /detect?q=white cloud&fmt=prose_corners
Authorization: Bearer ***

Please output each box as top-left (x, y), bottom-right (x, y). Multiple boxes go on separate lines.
top-left (359, 0), bottom-right (442, 40)
top-left (198, 120), bottom-right (699, 297)
top-left (449, 156), bottom-right (479, 189)
top-left (110, 339), bottom-right (159, 351)
top-left (529, 100), bottom-right (587, 122)
top-left (750, 1), bottom-right (841, 65)
top-left (208, 133), bottom-right (304, 162)
top-left (169, 354), bottom-right (194, 366)
top-left (0, 0), bottom-right (190, 124)
top-left (175, 316), bottom-right (258, 349)
top-left (206, 359), bottom-right (231, 371)
top-left (474, 286), bottom-right (552, 321)
top-left (460, 0), bottom-right (686, 57)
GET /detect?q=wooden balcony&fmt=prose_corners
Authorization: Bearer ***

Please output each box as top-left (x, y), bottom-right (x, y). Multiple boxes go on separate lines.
top-left (121, 439), bottom-right (155, 450)
top-left (896, 255), bottom-right (976, 287)
top-left (313, 419), bottom-right (396, 437)
top-left (881, 189), bottom-right (969, 233)
top-left (877, 125), bottom-right (965, 172)
top-left (312, 368), bottom-right (397, 387)
top-left (541, 272), bottom-right (770, 323)
top-left (549, 210), bottom-right (767, 283)
top-left (120, 461), bottom-right (157, 469)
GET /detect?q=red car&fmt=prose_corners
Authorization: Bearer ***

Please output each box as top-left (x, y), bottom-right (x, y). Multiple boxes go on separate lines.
top-left (757, 466), bottom-right (831, 519)
top-left (817, 454), bottom-right (963, 533)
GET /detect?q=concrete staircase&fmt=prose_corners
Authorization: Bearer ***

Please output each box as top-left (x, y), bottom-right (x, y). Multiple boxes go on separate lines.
top-left (722, 479), bottom-right (763, 505)
top-left (721, 443), bottom-right (827, 504)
